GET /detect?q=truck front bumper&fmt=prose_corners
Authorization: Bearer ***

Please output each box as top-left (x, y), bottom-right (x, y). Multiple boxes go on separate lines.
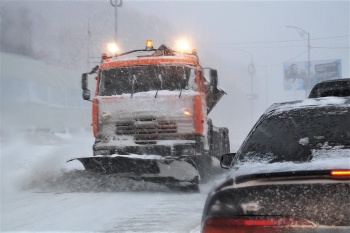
top-left (93, 138), bottom-right (202, 157)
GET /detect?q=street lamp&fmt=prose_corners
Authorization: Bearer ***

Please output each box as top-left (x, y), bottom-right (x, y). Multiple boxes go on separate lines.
top-left (110, 0), bottom-right (123, 42)
top-left (233, 49), bottom-right (255, 124)
top-left (286, 25), bottom-right (311, 97)
top-left (87, 10), bottom-right (110, 69)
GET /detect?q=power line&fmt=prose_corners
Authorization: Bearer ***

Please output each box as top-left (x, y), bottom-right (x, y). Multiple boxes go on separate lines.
top-left (260, 50), bottom-right (308, 68)
top-left (44, 34), bottom-right (350, 46)
top-left (199, 43), bottom-right (349, 50)
top-left (311, 35), bottom-right (350, 40)
top-left (312, 46), bottom-right (350, 49)
top-left (204, 45), bottom-right (307, 49)
top-left (200, 34), bottom-right (350, 45)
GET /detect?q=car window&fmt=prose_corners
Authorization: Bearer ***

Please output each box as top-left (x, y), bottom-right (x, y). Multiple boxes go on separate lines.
top-left (309, 79), bottom-right (350, 98)
top-left (237, 106), bottom-right (350, 163)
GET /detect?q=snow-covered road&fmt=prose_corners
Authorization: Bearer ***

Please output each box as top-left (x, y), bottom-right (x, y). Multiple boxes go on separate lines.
top-left (2, 187), bottom-right (209, 232)
top-left (1, 131), bottom-right (224, 232)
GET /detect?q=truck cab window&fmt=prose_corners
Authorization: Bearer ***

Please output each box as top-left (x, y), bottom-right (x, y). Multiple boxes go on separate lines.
top-left (99, 65), bottom-right (196, 96)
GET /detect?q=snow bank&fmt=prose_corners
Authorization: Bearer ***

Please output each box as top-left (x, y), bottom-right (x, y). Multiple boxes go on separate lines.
top-left (1, 132), bottom-right (92, 194)
top-left (1, 132), bottom-right (193, 193)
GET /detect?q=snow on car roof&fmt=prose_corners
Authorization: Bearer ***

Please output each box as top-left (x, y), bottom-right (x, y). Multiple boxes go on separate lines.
top-left (318, 78), bottom-right (350, 84)
top-left (233, 148), bottom-right (350, 178)
top-left (265, 96), bottom-right (350, 115)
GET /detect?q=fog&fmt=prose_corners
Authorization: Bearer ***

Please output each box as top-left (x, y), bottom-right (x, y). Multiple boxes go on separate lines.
top-left (0, 1), bottom-right (349, 232)
top-left (1, 0), bottom-right (349, 149)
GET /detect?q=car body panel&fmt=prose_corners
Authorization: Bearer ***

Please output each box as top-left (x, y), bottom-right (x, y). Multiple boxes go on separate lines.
top-left (203, 180), bottom-right (350, 226)
top-left (201, 97), bottom-right (350, 232)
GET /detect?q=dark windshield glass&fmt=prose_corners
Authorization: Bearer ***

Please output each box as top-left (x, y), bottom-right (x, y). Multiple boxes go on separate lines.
top-left (99, 65), bottom-right (195, 96)
top-left (309, 80), bottom-right (350, 98)
top-left (238, 106), bottom-right (350, 163)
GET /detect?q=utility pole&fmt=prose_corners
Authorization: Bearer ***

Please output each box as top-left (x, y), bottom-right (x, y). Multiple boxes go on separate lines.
top-left (87, 19), bottom-right (91, 69)
top-left (286, 26), bottom-right (311, 98)
top-left (264, 66), bottom-right (269, 108)
top-left (110, 0), bottom-right (123, 42)
top-left (86, 10), bottom-right (110, 69)
top-left (248, 60), bottom-right (255, 125)
top-left (233, 49), bottom-right (256, 125)
top-left (307, 31), bottom-right (310, 96)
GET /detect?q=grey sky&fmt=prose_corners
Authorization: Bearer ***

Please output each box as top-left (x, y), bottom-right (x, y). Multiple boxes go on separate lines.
top-left (2, 0), bottom-right (349, 148)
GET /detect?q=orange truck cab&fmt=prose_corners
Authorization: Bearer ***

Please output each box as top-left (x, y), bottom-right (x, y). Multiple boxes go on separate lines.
top-left (76, 41), bottom-right (229, 187)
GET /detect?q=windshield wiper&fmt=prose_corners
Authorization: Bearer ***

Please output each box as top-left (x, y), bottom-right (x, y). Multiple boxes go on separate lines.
top-left (131, 75), bottom-right (136, 98)
top-left (179, 68), bottom-right (187, 98)
top-left (89, 65), bottom-right (99, 75)
top-left (179, 86), bottom-right (183, 98)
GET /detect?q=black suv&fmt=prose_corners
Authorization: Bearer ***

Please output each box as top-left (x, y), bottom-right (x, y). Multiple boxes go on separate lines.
top-left (309, 78), bottom-right (350, 98)
top-left (201, 97), bottom-right (350, 233)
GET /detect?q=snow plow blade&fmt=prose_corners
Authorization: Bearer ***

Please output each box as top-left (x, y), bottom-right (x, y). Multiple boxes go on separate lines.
top-left (67, 156), bottom-right (199, 184)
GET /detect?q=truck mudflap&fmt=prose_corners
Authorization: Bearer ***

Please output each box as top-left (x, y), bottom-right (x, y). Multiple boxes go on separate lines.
top-left (67, 155), bottom-right (199, 184)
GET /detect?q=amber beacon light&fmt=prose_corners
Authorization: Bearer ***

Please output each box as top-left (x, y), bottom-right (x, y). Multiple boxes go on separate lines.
top-left (145, 40), bottom-right (153, 50)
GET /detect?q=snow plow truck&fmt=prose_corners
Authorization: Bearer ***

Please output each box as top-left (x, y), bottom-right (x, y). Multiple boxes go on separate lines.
top-left (69, 40), bottom-right (230, 188)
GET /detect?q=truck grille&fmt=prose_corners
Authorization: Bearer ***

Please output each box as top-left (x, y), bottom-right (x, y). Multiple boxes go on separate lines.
top-left (115, 117), bottom-right (177, 141)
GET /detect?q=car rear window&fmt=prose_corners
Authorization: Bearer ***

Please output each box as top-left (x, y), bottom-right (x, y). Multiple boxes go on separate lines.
top-left (309, 79), bottom-right (350, 98)
top-left (238, 106), bottom-right (350, 163)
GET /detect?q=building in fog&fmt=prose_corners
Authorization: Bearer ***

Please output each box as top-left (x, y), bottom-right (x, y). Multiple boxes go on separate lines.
top-left (1, 52), bottom-right (92, 133)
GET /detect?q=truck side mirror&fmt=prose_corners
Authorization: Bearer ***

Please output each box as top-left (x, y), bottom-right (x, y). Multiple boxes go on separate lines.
top-left (210, 69), bottom-right (218, 93)
top-left (82, 73), bottom-right (88, 90)
top-left (82, 89), bottom-right (91, 100)
top-left (220, 153), bottom-right (236, 169)
top-left (82, 73), bottom-right (91, 100)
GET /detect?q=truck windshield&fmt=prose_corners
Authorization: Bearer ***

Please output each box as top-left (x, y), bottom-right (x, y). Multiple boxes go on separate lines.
top-left (237, 106), bottom-right (350, 163)
top-left (99, 65), bottom-right (196, 96)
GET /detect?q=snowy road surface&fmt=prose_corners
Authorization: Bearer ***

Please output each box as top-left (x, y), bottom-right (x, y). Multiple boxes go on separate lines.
top-left (2, 188), bottom-right (209, 232)
top-left (1, 132), bottom-right (225, 232)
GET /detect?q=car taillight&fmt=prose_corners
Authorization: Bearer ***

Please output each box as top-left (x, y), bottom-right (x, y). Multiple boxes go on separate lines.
top-left (331, 169), bottom-right (350, 177)
top-left (202, 217), bottom-right (316, 233)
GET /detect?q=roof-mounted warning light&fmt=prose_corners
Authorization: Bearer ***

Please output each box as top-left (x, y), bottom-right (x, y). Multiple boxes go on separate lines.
top-left (107, 42), bottom-right (119, 55)
top-left (101, 53), bottom-right (110, 62)
top-left (176, 39), bottom-right (190, 53)
top-left (145, 40), bottom-right (153, 50)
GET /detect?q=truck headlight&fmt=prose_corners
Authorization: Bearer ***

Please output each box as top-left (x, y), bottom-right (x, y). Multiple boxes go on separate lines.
top-left (183, 109), bottom-right (191, 116)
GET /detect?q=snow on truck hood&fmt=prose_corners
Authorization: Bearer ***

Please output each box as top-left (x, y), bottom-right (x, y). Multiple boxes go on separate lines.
top-left (96, 90), bottom-right (198, 119)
